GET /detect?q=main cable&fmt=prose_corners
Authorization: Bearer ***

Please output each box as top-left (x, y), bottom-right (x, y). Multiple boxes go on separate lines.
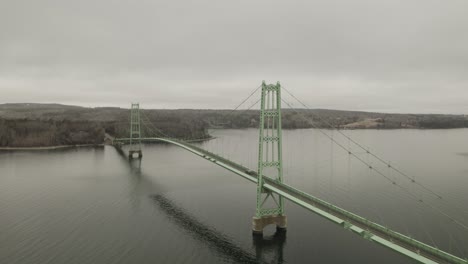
top-left (281, 97), bottom-right (468, 231)
top-left (231, 85), bottom-right (262, 112)
top-left (140, 111), bottom-right (172, 138)
top-left (282, 86), bottom-right (444, 200)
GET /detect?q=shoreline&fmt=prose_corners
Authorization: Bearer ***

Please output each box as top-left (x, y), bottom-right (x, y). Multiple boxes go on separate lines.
top-left (0, 137), bottom-right (214, 151)
top-left (2, 126), bottom-right (467, 151)
top-left (184, 137), bottom-right (215, 143)
top-left (0, 144), bottom-right (104, 151)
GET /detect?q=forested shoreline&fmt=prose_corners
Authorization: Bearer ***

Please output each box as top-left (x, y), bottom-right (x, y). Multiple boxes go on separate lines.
top-left (0, 103), bottom-right (467, 148)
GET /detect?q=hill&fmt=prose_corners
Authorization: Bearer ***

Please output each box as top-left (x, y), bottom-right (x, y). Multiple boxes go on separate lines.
top-left (0, 104), bottom-right (467, 147)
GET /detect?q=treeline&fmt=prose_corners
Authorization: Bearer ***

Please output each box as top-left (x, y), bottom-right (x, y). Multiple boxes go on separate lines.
top-left (0, 104), bottom-right (467, 147)
top-left (0, 119), bottom-right (104, 147)
top-left (417, 116), bottom-right (468, 129)
top-left (197, 109), bottom-right (468, 130)
top-left (0, 104), bottom-right (211, 147)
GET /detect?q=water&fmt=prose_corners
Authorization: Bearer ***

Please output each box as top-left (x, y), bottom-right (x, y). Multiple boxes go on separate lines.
top-left (1, 129), bottom-right (467, 264)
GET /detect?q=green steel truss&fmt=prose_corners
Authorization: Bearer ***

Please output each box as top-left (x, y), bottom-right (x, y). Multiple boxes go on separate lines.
top-left (113, 135), bottom-right (468, 264)
top-left (256, 81), bottom-right (285, 218)
top-left (129, 103), bottom-right (142, 157)
top-left (111, 82), bottom-right (468, 264)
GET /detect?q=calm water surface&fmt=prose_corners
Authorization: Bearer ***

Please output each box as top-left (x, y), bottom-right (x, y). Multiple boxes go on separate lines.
top-left (1, 129), bottom-right (467, 263)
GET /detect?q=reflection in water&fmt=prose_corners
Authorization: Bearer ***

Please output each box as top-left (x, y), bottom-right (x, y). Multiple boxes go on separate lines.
top-left (113, 144), bottom-right (127, 157)
top-left (152, 194), bottom-right (287, 264)
top-left (3, 130), bottom-right (467, 263)
top-left (152, 194), bottom-right (259, 263)
top-left (113, 145), bottom-right (142, 173)
top-left (115, 144), bottom-right (285, 263)
top-left (253, 230), bottom-right (286, 264)
top-left (129, 158), bottom-right (142, 174)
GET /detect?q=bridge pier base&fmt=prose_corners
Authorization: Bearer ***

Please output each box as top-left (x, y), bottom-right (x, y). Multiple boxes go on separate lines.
top-left (128, 150), bottom-right (142, 159)
top-left (252, 215), bottom-right (287, 235)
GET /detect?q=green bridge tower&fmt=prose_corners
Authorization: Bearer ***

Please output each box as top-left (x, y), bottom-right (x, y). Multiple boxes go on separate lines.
top-left (129, 103), bottom-right (142, 159)
top-left (252, 81), bottom-right (287, 235)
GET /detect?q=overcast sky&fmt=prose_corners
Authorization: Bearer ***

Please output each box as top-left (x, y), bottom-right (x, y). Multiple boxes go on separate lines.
top-left (1, 0), bottom-right (467, 113)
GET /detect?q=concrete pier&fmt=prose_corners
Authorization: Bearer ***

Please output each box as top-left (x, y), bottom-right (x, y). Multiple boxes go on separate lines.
top-left (128, 150), bottom-right (143, 159)
top-left (252, 215), bottom-right (287, 235)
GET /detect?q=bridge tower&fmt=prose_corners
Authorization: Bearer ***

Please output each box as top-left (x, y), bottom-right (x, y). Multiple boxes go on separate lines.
top-left (129, 103), bottom-right (142, 159)
top-left (252, 81), bottom-right (287, 235)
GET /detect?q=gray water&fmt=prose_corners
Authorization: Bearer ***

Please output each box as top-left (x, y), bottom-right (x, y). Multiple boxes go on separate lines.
top-left (1, 129), bottom-right (467, 264)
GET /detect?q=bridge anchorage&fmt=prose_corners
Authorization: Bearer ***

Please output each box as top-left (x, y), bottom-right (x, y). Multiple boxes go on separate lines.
top-left (253, 81), bottom-right (287, 235)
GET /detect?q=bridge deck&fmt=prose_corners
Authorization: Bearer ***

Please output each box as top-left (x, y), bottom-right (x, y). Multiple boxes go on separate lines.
top-left (113, 137), bottom-right (467, 264)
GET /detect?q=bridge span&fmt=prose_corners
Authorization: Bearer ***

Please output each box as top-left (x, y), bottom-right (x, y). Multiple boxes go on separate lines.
top-left (113, 82), bottom-right (467, 264)
top-left (113, 136), bottom-right (466, 264)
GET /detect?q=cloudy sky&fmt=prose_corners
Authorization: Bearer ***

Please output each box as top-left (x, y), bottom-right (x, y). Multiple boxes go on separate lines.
top-left (1, 0), bottom-right (467, 113)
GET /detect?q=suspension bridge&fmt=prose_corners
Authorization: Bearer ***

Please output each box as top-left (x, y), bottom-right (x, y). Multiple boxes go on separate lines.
top-left (112, 81), bottom-right (467, 264)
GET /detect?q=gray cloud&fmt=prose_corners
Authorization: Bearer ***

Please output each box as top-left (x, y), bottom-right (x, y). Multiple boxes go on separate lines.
top-left (1, 0), bottom-right (468, 113)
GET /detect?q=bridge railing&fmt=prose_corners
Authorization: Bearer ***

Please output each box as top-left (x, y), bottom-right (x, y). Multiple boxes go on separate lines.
top-left (268, 180), bottom-right (467, 264)
top-left (111, 136), bottom-right (467, 264)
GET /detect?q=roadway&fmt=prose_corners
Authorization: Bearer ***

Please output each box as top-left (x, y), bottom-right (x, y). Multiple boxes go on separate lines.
top-left (113, 137), bottom-right (467, 264)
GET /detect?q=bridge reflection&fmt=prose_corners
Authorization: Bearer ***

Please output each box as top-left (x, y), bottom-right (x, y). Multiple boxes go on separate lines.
top-left (128, 158), bottom-right (142, 173)
top-left (114, 146), bottom-right (285, 263)
top-left (253, 229), bottom-right (286, 264)
top-left (151, 194), bottom-right (286, 264)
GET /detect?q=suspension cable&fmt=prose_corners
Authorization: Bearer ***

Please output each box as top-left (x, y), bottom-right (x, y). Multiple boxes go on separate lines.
top-left (281, 97), bottom-right (468, 231)
top-left (230, 85), bottom-right (262, 112)
top-left (141, 121), bottom-right (167, 138)
top-left (138, 94), bottom-right (261, 142)
top-left (140, 111), bottom-right (172, 138)
top-left (282, 86), bottom-right (444, 200)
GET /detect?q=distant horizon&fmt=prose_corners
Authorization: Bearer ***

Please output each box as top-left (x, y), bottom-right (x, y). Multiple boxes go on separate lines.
top-left (1, 102), bottom-right (467, 116)
top-left (2, 1), bottom-right (468, 115)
